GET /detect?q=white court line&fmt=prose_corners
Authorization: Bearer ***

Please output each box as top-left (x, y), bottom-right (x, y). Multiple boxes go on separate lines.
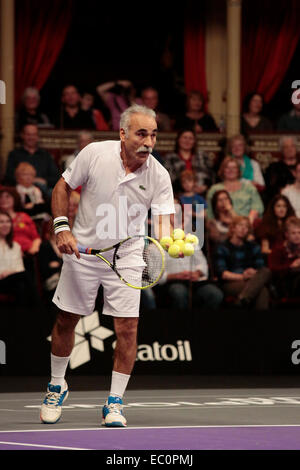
top-left (1, 424), bottom-right (300, 434)
top-left (0, 440), bottom-right (90, 450)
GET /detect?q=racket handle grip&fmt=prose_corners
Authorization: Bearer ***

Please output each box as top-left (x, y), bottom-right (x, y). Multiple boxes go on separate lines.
top-left (77, 244), bottom-right (89, 254)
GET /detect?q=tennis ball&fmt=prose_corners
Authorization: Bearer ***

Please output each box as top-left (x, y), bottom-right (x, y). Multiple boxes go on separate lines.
top-left (172, 228), bottom-right (185, 241)
top-left (168, 244), bottom-right (180, 258)
top-left (185, 233), bottom-right (199, 245)
top-left (160, 236), bottom-right (174, 251)
top-left (182, 243), bottom-right (195, 256)
top-left (173, 239), bottom-right (185, 250)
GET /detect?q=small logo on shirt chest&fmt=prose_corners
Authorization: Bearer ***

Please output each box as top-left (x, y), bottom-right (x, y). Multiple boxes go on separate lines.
top-left (139, 185), bottom-right (146, 191)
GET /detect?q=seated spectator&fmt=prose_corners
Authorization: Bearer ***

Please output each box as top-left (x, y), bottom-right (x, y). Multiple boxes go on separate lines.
top-left (174, 90), bottom-right (218, 133)
top-left (0, 210), bottom-right (33, 306)
top-left (206, 157), bottom-right (264, 224)
top-left (214, 216), bottom-right (271, 310)
top-left (61, 130), bottom-right (94, 170)
top-left (277, 101), bottom-right (300, 132)
top-left (15, 162), bottom-right (50, 221)
top-left (96, 80), bottom-right (141, 130)
top-left (141, 86), bottom-right (172, 131)
top-left (55, 85), bottom-right (96, 129)
top-left (227, 134), bottom-right (265, 191)
top-left (179, 170), bottom-right (207, 216)
top-left (158, 245), bottom-right (223, 310)
top-left (254, 195), bottom-right (295, 255)
top-left (163, 128), bottom-right (215, 195)
top-left (241, 92), bottom-right (273, 136)
top-left (268, 216), bottom-right (300, 298)
top-left (281, 161), bottom-right (300, 217)
top-left (4, 124), bottom-right (60, 199)
top-left (15, 86), bottom-right (52, 133)
top-left (264, 136), bottom-right (299, 204)
top-left (207, 190), bottom-right (237, 244)
top-left (38, 219), bottom-right (63, 301)
top-left (81, 92), bottom-right (109, 131)
top-left (0, 187), bottom-right (41, 255)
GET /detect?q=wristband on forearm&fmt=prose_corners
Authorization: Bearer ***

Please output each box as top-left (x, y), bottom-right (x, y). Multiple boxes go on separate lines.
top-left (53, 216), bottom-right (70, 235)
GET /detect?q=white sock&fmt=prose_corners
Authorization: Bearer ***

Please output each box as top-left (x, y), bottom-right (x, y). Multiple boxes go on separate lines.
top-left (50, 353), bottom-right (70, 391)
top-left (109, 371), bottom-right (130, 399)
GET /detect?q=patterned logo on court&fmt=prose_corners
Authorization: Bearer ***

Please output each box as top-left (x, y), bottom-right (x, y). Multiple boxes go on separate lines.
top-left (47, 311), bottom-right (114, 369)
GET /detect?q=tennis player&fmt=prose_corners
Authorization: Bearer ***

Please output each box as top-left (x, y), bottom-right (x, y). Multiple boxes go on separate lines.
top-left (40, 104), bottom-right (175, 426)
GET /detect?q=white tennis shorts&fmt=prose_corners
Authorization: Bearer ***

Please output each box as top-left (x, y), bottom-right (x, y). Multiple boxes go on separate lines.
top-left (52, 253), bottom-right (141, 317)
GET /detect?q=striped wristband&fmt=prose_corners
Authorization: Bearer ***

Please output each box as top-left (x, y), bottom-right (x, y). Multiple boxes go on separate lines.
top-left (53, 216), bottom-right (70, 235)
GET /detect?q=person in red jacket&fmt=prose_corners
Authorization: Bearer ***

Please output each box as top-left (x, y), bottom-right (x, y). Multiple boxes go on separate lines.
top-left (0, 187), bottom-right (41, 255)
top-left (268, 216), bottom-right (300, 298)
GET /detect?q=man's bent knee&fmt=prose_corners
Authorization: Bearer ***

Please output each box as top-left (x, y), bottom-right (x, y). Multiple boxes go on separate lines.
top-left (55, 310), bottom-right (81, 330)
top-left (114, 317), bottom-right (139, 340)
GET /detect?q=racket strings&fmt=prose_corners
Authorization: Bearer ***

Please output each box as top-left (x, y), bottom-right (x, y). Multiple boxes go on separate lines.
top-left (115, 237), bottom-right (164, 288)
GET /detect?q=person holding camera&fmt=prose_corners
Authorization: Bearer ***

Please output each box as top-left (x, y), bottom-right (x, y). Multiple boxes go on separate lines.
top-left (96, 80), bottom-right (142, 130)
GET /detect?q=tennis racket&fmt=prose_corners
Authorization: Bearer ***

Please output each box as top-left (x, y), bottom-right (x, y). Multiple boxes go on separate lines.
top-left (77, 235), bottom-right (165, 290)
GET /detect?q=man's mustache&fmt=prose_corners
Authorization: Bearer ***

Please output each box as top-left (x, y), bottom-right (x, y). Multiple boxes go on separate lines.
top-left (137, 146), bottom-right (152, 154)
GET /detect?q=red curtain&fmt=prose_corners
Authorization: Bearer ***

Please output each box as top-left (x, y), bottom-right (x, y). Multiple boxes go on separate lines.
top-left (241, 0), bottom-right (300, 104)
top-left (15, 0), bottom-right (73, 107)
top-left (184, 0), bottom-right (207, 101)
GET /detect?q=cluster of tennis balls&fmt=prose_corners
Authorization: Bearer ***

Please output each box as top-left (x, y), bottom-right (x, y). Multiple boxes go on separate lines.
top-left (160, 229), bottom-right (199, 258)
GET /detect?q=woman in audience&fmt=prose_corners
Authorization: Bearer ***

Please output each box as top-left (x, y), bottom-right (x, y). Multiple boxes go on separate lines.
top-left (254, 194), bottom-right (295, 254)
top-left (174, 91), bottom-right (218, 133)
top-left (163, 128), bottom-right (215, 195)
top-left (0, 187), bottom-right (41, 255)
top-left (241, 92), bottom-right (273, 135)
top-left (227, 134), bottom-right (265, 191)
top-left (0, 210), bottom-right (31, 305)
top-left (206, 156), bottom-right (264, 224)
top-left (207, 190), bottom-right (237, 244)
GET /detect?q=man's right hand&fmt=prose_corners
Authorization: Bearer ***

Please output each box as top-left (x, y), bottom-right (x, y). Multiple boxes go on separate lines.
top-left (56, 231), bottom-right (80, 259)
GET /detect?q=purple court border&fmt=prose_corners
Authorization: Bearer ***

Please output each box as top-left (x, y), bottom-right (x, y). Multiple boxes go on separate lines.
top-left (0, 425), bottom-right (300, 450)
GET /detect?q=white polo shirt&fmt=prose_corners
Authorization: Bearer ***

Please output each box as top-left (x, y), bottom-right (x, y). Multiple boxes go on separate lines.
top-left (62, 140), bottom-right (175, 249)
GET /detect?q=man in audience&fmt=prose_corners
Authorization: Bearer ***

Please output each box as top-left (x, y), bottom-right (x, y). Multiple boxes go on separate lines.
top-left (214, 216), bottom-right (271, 310)
top-left (264, 136), bottom-right (299, 204)
top-left (56, 85), bottom-right (96, 129)
top-left (141, 87), bottom-right (172, 131)
top-left (281, 161), bottom-right (300, 217)
top-left (4, 124), bottom-right (60, 199)
top-left (159, 244), bottom-right (223, 310)
top-left (277, 101), bottom-right (300, 132)
top-left (268, 216), bottom-right (300, 298)
top-left (15, 87), bottom-right (52, 133)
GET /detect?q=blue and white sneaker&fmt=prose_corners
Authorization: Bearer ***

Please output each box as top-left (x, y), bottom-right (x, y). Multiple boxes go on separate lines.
top-left (40, 382), bottom-right (69, 424)
top-left (102, 396), bottom-right (127, 427)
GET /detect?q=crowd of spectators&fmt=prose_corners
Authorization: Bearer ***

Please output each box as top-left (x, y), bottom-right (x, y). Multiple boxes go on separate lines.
top-left (1, 82), bottom-right (300, 312)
